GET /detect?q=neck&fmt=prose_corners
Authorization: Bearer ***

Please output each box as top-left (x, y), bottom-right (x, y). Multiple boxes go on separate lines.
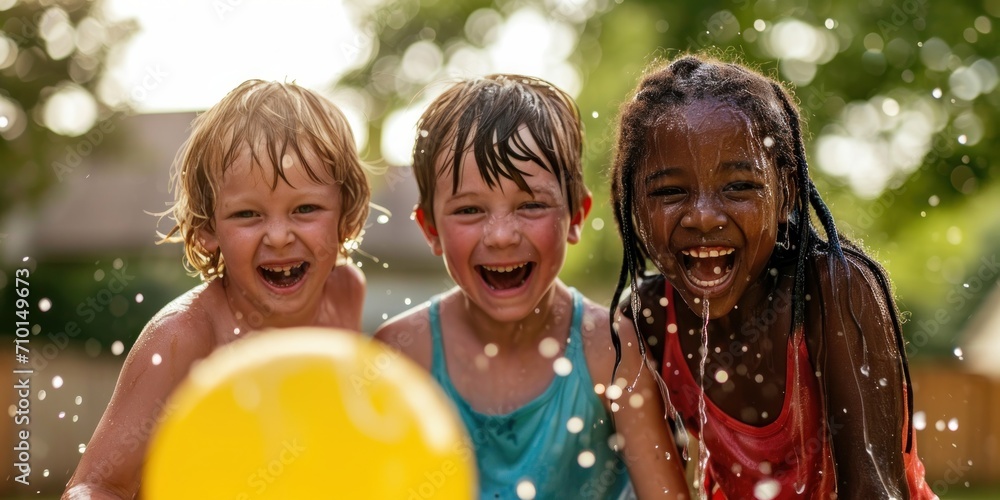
top-left (222, 278), bottom-right (321, 332)
top-left (458, 282), bottom-right (573, 349)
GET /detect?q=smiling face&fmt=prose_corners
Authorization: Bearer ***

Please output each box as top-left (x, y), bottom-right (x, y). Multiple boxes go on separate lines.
top-left (418, 129), bottom-right (588, 324)
top-left (200, 147), bottom-right (343, 326)
top-left (635, 100), bottom-right (789, 319)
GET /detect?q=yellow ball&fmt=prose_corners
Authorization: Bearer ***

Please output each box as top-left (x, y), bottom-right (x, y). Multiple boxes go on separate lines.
top-left (144, 328), bottom-right (476, 499)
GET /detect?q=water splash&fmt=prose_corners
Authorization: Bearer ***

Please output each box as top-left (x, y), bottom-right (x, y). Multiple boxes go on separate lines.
top-left (696, 296), bottom-right (711, 500)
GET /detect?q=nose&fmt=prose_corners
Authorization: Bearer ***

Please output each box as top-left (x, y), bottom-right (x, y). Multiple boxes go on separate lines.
top-left (680, 195), bottom-right (728, 233)
top-left (482, 213), bottom-right (521, 248)
top-left (263, 218), bottom-right (295, 248)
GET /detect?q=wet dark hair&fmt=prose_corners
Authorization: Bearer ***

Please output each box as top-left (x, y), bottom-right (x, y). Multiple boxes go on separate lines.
top-left (609, 55), bottom-right (903, 365)
top-left (412, 74), bottom-right (585, 223)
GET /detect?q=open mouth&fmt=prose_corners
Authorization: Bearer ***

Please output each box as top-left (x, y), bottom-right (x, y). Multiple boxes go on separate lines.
top-left (477, 262), bottom-right (534, 291)
top-left (680, 247), bottom-right (734, 288)
top-left (258, 262), bottom-right (309, 288)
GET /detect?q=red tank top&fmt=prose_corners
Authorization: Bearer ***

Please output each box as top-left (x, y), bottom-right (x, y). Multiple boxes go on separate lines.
top-left (658, 282), bottom-right (937, 499)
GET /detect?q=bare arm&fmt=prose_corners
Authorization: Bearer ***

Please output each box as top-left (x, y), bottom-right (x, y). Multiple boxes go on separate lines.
top-left (588, 305), bottom-right (689, 499)
top-left (63, 307), bottom-right (214, 499)
top-left (811, 252), bottom-right (910, 498)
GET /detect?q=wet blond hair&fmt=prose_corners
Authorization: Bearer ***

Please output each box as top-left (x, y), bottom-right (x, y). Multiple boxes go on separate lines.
top-left (159, 79), bottom-right (370, 280)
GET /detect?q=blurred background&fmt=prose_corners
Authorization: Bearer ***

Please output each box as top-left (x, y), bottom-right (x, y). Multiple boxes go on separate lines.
top-left (2, 0), bottom-right (998, 496)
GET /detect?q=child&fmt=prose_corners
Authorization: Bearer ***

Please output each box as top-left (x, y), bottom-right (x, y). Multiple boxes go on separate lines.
top-left (375, 74), bottom-right (689, 499)
top-left (610, 55), bottom-right (936, 499)
top-left (64, 80), bottom-right (370, 498)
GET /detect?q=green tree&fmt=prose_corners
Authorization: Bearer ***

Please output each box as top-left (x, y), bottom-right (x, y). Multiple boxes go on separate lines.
top-left (1, 0), bottom-right (134, 219)
top-left (343, 0), bottom-right (999, 356)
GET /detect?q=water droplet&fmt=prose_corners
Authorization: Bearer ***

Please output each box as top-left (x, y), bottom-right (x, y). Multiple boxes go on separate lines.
top-left (43, 469), bottom-right (50, 477)
top-left (935, 419), bottom-right (946, 431)
top-left (591, 111), bottom-right (599, 119)
top-left (754, 374), bottom-right (764, 383)
top-left (538, 337), bottom-right (561, 358)
top-left (484, 343), bottom-right (499, 357)
top-left (38, 390), bottom-right (47, 400)
top-left (763, 136), bottom-right (775, 148)
top-left (419, 129), bottom-right (429, 138)
top-left (825, 18), bottom-right (835, 29)
top-left (629, 393), bottom-right (645, 408)
top-left (58, 411), bottom-right (66, 419)
top-left (234, 328), bottom-right (241, 336)
top-left (578, 450), bottom-right (596, 468)
top-left (111, 341), bottom-right (125, 356)
top-left (914, 411), bottom-right (926, 430)
top-left (948, 418), bottom-right (959, 431)
top-left (954, 347), bottom-right (964, 359)
top-left (566, 416), bottom-right (584, 434)
top-left (932, 88), bottom-right (943, 98)
top-left (39, 298), bottom-right (52, 312)
top-left (376, 214), bottom-right (390, 224)
top-left (860, 364), bottom-right (870, 376)
top-left (694, 297), bottom-right (701, 304)
top-left (78, 443), bottom-right (87, 453)
top-left (52, 376), bottom-right (64, 389)
top-left (715, 370), bottom-right (729, 383)
top-left (879, 378), bottom-right (888, 387)
top-left (94, 269), bottom-right (105, 281)
top-left (929, 195), bottom-right (940, 207)
top-left (404, 297), bottom-right (411, 305)
top-left (73, 415), bottom-right (79, 422)
top-left (135, 293), bottom-right (144, 303)
top-left (713, 266), bottom-right (722, 274)
top-left (958, 134), bottom-right (967, 144)
top-left (605, 384), bottom-right (623, 401)
top-left (666, 323), bottom-right (678, 334)
top-left (152, 353), bottom-right (162, 365)
top-left (591, 217), bottom-right (604, 230)
top-left (593, 383), bottom-right (606, 395)
top-left (553, 357), bottom-right (573, 376)
top-left (75, 396), bottom-right (83, 405)
top-left (607, 433), bottom-right (626, 451)
top-left (516, 480), bottom-right (536, 499)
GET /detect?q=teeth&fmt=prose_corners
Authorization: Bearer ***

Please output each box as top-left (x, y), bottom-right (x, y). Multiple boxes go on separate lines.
top-left (261, 263), bottom-right (301, 273)
top-left (681, 248), bottom-right (735, 258)
top-left (687, 269), bottom-right (732, 287)
top-left (482, 263), bottom-right (526, 273)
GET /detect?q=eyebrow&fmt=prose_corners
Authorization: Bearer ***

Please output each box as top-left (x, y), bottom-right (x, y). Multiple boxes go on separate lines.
top-left (644, 160), bottom-right (759, 183)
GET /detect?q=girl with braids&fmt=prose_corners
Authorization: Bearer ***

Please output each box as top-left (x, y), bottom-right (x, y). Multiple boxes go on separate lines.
top-left (610, 55), bottom-right (936, 499)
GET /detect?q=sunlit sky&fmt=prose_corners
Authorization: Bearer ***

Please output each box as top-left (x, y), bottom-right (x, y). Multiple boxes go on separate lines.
top-left (101, 0), bottom-right (581, 166)
top-left (48, 1), bottom-right (994, 194)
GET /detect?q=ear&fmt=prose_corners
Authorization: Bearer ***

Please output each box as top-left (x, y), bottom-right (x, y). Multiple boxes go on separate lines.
top-left (567, 192), bottom-right (593, 244)
top-left (198, 225), bottom-right (220, 255)
top-left (777, 170), bottom-right (797, 224)
top-left (413, 206), bottom-right (443, 256)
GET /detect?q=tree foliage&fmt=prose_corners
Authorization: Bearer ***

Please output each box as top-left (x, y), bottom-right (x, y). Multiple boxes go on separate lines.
top-left (1, 0), bottom-right (134, 219)
top-left (342, 0), bottom-right (999, 356)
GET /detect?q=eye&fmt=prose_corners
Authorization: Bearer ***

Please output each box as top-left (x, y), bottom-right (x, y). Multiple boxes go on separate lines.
top-left (294, 204), bottom-right (319, 214)
top-left (232, 210), bottom-right (257, 219)
top-left (724, 181), bottom-right (763, 193)
top-left (647, 186), bottom-right (685, 200)
top-left (453, 206), bottom-right (481, 215)
top-left (519, 201), bottom-right (548, 210)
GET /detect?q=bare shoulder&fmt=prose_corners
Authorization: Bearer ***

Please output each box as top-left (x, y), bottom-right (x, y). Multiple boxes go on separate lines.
top-left (373, 302), bottom-right (434, 372)
top-left (133, 283), bottom-right (220, 365)
top-left (326, 262), bottom-right (366, 331)
top-left (577, 293), bottom-right (619, 386)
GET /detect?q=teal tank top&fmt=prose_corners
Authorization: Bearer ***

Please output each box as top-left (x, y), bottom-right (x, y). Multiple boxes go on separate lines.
top-left (429, 289), bottom-right (634, 500)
